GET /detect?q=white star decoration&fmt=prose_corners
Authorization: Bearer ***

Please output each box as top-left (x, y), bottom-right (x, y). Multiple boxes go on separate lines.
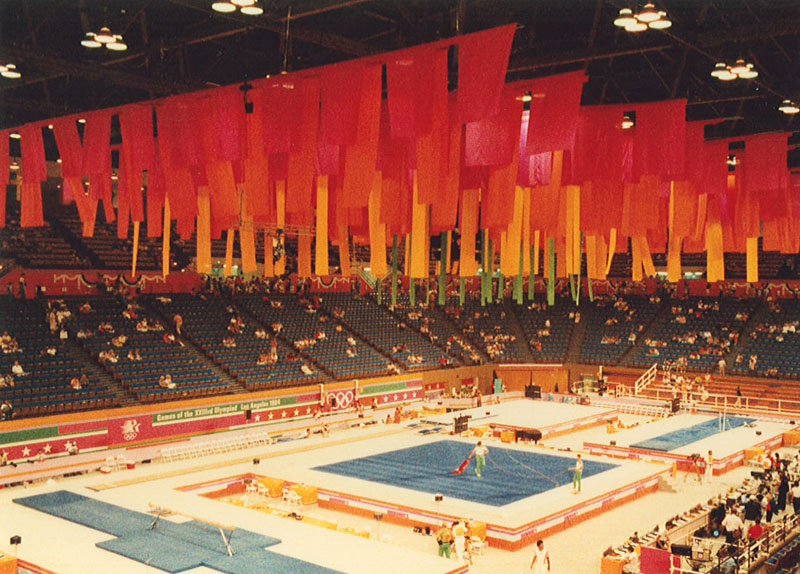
top-left (293, 409), bottom-right (299, 416)
top-left (268, 412), bottom-right (274, 420)
top-left (402, 393), bottom-right (408, 399)
top-left (281, 411), bottom-right (287, 418)
top-left (64, 442), bottom-right (72, 452)
top-left (393, 394), bottom-right (398, 400)
top-left (305, 407), bottom-right (311, 414)
top-left (254, 414), bottom-right (261, 422)
top-left (43, 444), bottom-right (52, 453)
top-left (382, 396), bottom-right (388, 402)
top-left (22, 447), bottom-right (30, 457)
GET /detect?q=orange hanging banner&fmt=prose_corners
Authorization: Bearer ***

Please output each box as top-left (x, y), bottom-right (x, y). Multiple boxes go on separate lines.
top-left (501, 185), bottom-right (524, 277)
top-left (585, 235), bottom-right (597, 279)
top-left (339, 226), bottom-right (351, 276)
top-left (263, 230), bottom-right (274, 277)
top-left (239, 197), bottom-right (257, 275)
top-left (532, 230), bottom-right (540, 276)
top-left (298, 235), bottom-right (312, 278)
top-left (162, 197), bottom-right (171, 278)
top-left (315, 176), bottom-right (330, 276)
top-left (196, 186), bottom-right (212, 275)
top-left (131, 220), bottom-right (140, 277)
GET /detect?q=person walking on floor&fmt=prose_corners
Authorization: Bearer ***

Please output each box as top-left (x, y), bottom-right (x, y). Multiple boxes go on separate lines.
top-left (704, 450), bottom-right (714, 484)
top-left (572, 454), bottom-right (583, 493)
top-left (530, 539), bottom-right (550, 573)
top-left (470, 441), bottom-right (488, 478)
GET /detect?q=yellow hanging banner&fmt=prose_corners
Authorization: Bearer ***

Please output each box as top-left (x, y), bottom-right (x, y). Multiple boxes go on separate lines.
top-left (459, 189), bottom-right (479, 277)
top-left (368, 172), bottom-right (387, 277)
top-left (223, 228), bottom-right (234, 277)
top-left (522, 187), bottom-right (531, 276)
top-left (410, 172), bottom-right (428, 279)
top-left (746, 236), bottom-right (759, 283)
top-left (131, 220), bottom-right (140, 277)
top-left (604, 228), bottom-right (617, 277)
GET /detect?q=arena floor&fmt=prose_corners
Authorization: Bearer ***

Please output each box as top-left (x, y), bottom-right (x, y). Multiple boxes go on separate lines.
top-left (0, 399), bottom-right (791, 574)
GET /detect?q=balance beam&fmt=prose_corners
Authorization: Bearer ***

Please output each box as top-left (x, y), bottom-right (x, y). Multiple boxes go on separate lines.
top-left (148, 503), bottom-right (236, 556)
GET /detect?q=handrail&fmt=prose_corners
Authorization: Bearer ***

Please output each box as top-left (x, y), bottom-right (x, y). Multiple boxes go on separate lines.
top-left (634, 363), bottom-right (659, 396)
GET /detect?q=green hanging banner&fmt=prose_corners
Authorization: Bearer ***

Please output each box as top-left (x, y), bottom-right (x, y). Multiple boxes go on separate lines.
top-left (514, 248), bottom-right (523, 304)
top-left (498, 272), bottom-right (504, 302)
top-left (486, 239), bottom-right (494, 304)
top-left (438, 232), bottom-right (447, 306)
top-left (409, 277), bottom-right (415, 306)
top-left (391, 235), bottom-right (398, 308)
top-left (528, 244), bottom-right (536, 301)
top-left (547, 237), bottom-right (555, 306)
top-left (588, 277), bottom-right (594, 302)
top-left (459, 277), bottom-right (465, 306)
top-left (377, 278), bottom-right (383, 305)
top-left (480, 231), bottom-right (487, 306)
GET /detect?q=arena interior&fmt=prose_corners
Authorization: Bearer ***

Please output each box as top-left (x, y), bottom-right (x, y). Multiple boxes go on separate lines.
top-left (1, 2), bottom-right (800, 574)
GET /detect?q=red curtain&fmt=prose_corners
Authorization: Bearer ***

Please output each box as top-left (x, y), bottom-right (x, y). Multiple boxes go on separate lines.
top-left (0, 131), bottom-right (7, 228)
top-left (320, 62), bottom-right (363, 146)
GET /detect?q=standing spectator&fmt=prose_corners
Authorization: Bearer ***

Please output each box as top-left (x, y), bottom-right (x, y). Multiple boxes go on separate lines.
top-left (792, 482), bottom-right (800, 515)
top-left (0, 399), bottom-right (13, 420)
top-left (436, 522), bottom-right (453, 559)
top-left (705, 450), bottom-right (714, 484)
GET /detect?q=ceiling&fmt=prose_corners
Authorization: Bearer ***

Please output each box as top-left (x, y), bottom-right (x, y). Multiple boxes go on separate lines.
top-left (0, 0), bottom-right (798, 148)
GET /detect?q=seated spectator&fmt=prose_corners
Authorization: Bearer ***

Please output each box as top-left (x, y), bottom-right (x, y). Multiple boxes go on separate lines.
top-left (159, 374), bottom-right (176, 389)
top-left (222, 336), bottom-right (237, 348)
top-left (346, 348), bottom-right (357, 358)
top-left (127, 348), bottom-right (142, 361)
top-left (173, 314), bottom-right (183, 334)
top-left (347, 336), bottom-right (357, 347)
top-left (0, 400), bottom-right (13, 420)
top-left (70, 376), bottom-right (82, 390)
top-left (80, 373), bottom-right (89, 388)
top-left (11, 360), bottom-right (25, 377)
top-left (77, 329), bottom-right (93, 340)
top-left (98, 322), bottom-right (115, 334)
top-left (79, 302), bottom-right (94, 314)
top-left (122, 304), bottom-right (138, 320)
top-left (163, 333), bottom-right (179, 345)
top-left (111, 334), bottom-right (128, 348)
top-left (271, 322), bottom-right (283, 334)
top-left (257, 353), bottom-right (269, 366)
top-left (300, 363), bottom-right (315, 375)
top-left (43, 346), bottom-right (57, 356)
top-left (254, 328), bottom-right (267, 339)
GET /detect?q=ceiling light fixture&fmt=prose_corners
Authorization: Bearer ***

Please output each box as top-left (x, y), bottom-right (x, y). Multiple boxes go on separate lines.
top-left (212, 0), bottom-right (263, 15)
top-left (82, 26), bottom-right (127, 51)
top-left (0, 63), bottom-right (21, 79)
top-left (621, 115), bottom-right (635, 130)
top-left (614, 3), bottom-right (671, 31)
top-left (778, 100), bottom-right (800, 115)
top-left (711, 59), bottom-right (758, 81)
